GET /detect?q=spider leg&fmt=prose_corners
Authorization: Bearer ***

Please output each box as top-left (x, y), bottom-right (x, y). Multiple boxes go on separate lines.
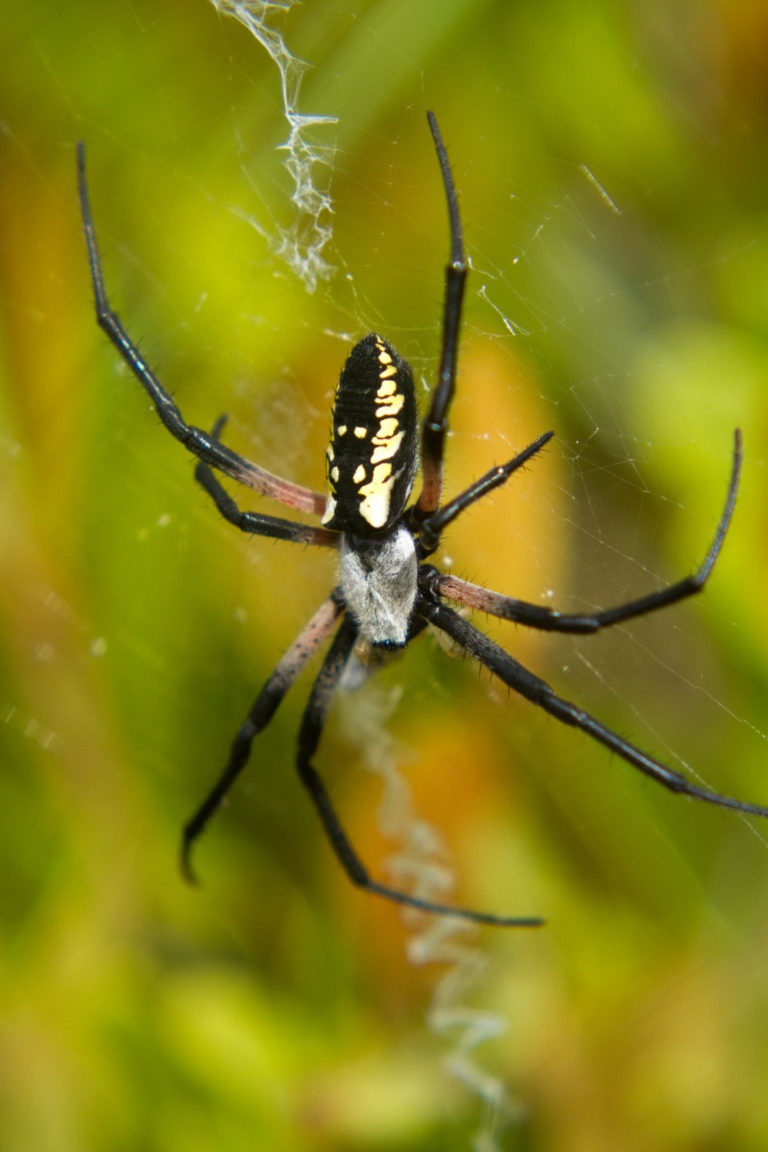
top-left (414, 112), bottom-right (467, 520)
top-left (431, 429), bottom-right (742, 634)
top-left (420, 595), bottom-right (768, 819)
top-left (194, 417), bottom-right (339, 547)
top-left (418, 431), bottom-right (554, 555)
top-left (181, 592), bottom-right (345, 882)
top-left (297, 614), bottom-right (543, 927)
top-left (76, 142), bottom-right (325, 516)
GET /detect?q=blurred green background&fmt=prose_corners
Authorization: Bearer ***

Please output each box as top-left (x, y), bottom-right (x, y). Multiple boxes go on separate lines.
top-left (3, 1), bottom-right (768, 1149)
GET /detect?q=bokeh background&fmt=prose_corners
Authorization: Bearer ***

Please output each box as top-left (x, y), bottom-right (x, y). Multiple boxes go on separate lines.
top-left (3, 1), bottom-right (768, 1149)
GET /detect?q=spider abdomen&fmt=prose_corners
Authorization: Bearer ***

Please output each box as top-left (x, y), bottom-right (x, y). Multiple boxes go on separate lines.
top-left (322, 333), bottom-right (418, 536)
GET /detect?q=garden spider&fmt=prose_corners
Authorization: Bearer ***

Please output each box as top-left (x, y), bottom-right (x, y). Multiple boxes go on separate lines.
top-left (77, 113), bottom-right (768, 927)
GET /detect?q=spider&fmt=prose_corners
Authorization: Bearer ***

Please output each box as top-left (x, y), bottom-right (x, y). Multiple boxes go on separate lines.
top-left (77, 113), bottom-right (768, 927)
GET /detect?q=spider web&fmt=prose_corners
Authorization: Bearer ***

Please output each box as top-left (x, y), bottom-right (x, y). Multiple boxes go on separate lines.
top-left (7, 1), bottom-right (768, 1149)
top-left (195, 3), bottom-right (768, 1145)
top-left (206, 0), bottom-right (337, 291)
top-left (202, 6), bottom-right (526, 1137)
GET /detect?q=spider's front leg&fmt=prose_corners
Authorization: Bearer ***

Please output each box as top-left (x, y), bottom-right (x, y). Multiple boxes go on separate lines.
top-left (296, 612), bottom-right (542, 927)
top-left (181, 592), bottom-right (345, 882)
top-left (420, 594), bottom-right (768, 822)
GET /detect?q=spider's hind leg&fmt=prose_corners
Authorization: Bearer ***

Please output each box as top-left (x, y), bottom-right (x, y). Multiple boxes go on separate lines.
top-left (193, 418), bottom-right (339, 547)
top-left (414, 112), bottom-right (468, 520)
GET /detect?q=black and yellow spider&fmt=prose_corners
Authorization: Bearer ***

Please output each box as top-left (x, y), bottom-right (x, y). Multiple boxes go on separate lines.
top-left (77, 113), bottom-right (768, 927)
